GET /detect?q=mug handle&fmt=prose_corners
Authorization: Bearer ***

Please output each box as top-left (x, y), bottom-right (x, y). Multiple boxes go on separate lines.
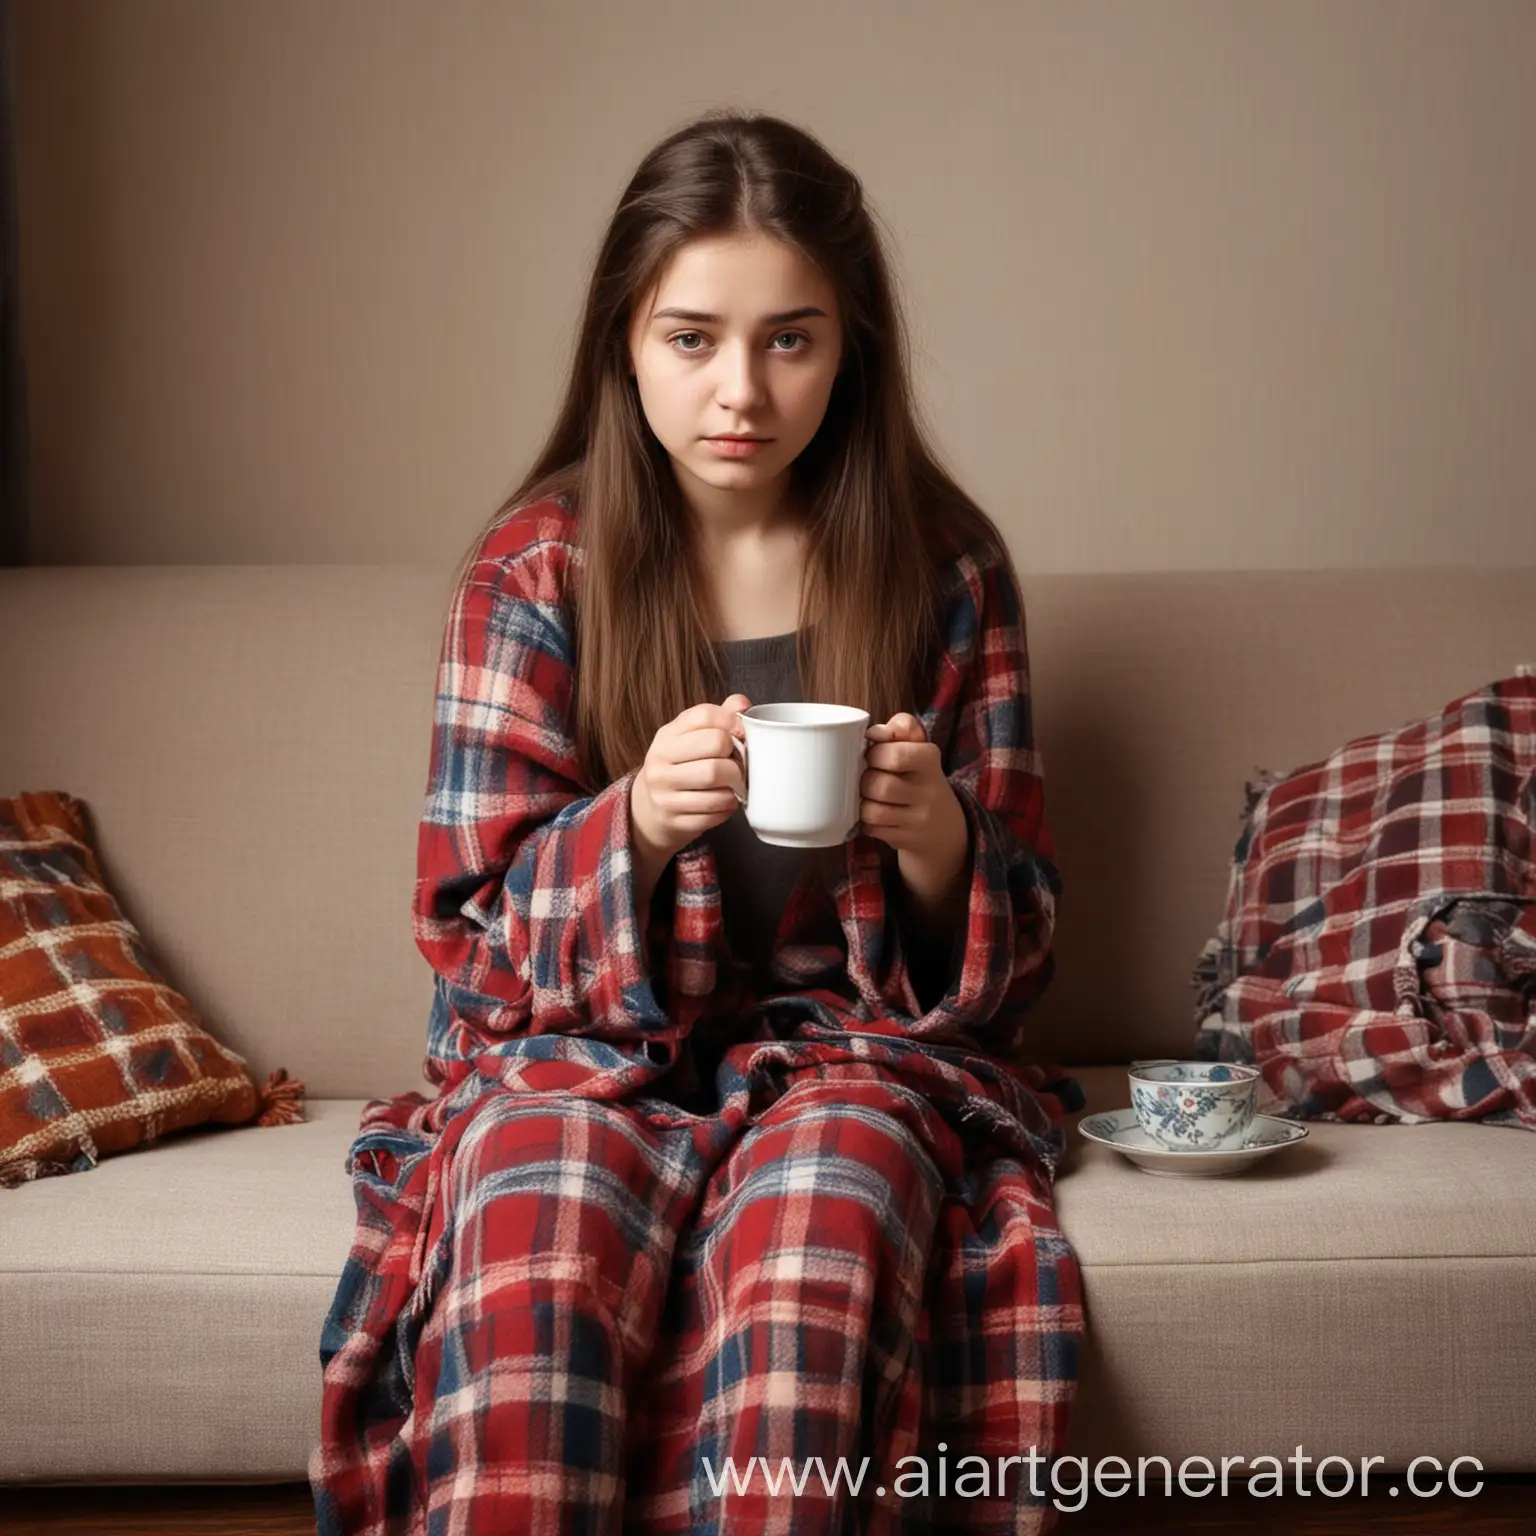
top-left (730, 733), bottom-right (748, 806)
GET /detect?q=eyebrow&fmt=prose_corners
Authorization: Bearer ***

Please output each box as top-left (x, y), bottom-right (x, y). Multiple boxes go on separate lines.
top-left (649, 306), bottom-right (828, 325)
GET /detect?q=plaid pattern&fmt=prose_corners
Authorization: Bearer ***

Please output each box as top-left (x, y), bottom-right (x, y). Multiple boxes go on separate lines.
top-left (1194, 673), bottom-right (1536, 1127)
top-left (0, 791), bottom-right (303, 1187)
top-left (311, 496), bottom-right (1083, 1533)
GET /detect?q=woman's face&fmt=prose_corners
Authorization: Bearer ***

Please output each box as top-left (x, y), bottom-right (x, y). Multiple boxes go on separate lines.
top-left (627, 234), bottom-right (843, 517)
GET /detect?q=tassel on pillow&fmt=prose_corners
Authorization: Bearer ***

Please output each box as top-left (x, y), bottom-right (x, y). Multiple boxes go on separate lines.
top-left (254, 1067), bottom-right (308, 1127)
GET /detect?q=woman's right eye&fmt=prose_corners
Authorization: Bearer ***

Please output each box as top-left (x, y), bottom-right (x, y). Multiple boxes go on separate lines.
top-left (670, 332), bottom-right (705, 353)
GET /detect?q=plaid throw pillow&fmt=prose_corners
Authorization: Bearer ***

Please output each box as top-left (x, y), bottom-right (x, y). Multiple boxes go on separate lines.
top-left (1, 791), bottom-right (306, 1187)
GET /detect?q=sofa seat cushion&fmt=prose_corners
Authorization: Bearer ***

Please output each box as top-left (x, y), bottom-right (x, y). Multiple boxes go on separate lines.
top-left (6, 1073), bottom-right (1535, 1482)
top-left (0, 1097), bottom-right (365, 1481)
top-left (1055, 1066), bottom-right (1536, 1472)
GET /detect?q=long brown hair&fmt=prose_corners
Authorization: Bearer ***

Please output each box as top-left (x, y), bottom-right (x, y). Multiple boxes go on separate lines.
top-left (453, 109), bottom-right (1022, 789)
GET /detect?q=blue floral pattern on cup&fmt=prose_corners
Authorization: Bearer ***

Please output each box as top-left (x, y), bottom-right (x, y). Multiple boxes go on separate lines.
top-left (1128, 1061), bottom-right (1259, 1150)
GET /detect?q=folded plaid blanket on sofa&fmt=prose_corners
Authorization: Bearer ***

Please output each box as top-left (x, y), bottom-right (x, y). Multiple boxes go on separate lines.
top-left (1194, 672), bottom-right (1536, 1128)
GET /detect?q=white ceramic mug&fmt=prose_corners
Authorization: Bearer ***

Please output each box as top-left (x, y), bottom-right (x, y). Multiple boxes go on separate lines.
top-left (729, 702), bottom-right (870, 847)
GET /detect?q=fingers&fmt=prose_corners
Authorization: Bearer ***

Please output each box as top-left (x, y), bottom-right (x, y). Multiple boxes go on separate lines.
top-left (667, 725), bottom-right (738, 765)
top-left (663, 754), bottom-right (744, 794)
top-left (663, 692), bottom-right (750, 760)
top-left (863, 738), bottom-right (938, 775)
top-left (641, 697), bottom-right (754, 853)
top-left (866, 712), bottom-right (926, 743)
top-left (646, 761), bottom-right (741, 810)
top-left (860, 766), bottom-right (916, 805)
top-left (672, 695), bottom-right (751, 740)
top-left (721, 693), bottom-right (751, 740)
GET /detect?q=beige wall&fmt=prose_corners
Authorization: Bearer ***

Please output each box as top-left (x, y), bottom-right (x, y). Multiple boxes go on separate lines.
top-left (14, 0), bottom-right (1535, 570)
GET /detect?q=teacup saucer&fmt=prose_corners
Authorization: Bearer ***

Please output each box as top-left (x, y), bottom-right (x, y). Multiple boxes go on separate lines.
top-left (1076, 1107), bottom-right (1309, 1178)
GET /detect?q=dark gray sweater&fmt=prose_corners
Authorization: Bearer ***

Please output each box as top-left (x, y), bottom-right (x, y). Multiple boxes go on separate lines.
top-left (704, 629), bottom-right (811, 985)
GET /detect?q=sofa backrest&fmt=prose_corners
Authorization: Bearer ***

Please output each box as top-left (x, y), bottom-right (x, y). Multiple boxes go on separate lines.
top-left (2, 565), bottom-right (1531, 1098)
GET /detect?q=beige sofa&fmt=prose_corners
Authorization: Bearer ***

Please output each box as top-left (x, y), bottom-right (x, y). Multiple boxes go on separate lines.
top-left (2, 563), bottom-right (1533, 1486)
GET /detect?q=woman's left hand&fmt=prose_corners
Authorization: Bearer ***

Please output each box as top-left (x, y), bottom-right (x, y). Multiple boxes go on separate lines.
top-left (861, 713), bottom-right (970, 903)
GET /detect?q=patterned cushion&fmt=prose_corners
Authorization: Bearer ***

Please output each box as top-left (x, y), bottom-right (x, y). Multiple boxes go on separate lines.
top-left (0, 791), bottom-right (305, 1187)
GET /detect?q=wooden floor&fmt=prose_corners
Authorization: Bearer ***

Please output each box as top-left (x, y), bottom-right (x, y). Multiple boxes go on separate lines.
top-left (6, 1475), bottom-right (1536, 1533)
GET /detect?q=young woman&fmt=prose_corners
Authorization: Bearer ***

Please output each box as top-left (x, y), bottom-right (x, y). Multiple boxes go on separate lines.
top-left (311, 109), bottom-right (1085, 1536)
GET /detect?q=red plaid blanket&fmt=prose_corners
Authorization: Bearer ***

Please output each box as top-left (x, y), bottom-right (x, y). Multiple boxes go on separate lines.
top-left (310, 497), bottom-right (1083, 1534)
top-left (1194, 673), bottom-right (1536, 1127)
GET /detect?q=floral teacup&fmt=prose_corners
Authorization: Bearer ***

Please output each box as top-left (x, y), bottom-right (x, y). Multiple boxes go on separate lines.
top-left (1128, 1060), bottom-right (1260, 1151)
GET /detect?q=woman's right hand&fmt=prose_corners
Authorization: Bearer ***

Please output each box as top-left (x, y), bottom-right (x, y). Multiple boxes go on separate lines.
top-left (630, 692), bottom-right (751, 860)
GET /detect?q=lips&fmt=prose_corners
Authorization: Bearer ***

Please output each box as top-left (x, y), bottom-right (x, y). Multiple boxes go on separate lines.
top-left (707, 435), bottom-right (771, 442)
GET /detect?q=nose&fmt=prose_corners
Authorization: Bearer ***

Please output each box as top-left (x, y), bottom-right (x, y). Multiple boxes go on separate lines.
top-left (714, 337), bottom-right (769, 412)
